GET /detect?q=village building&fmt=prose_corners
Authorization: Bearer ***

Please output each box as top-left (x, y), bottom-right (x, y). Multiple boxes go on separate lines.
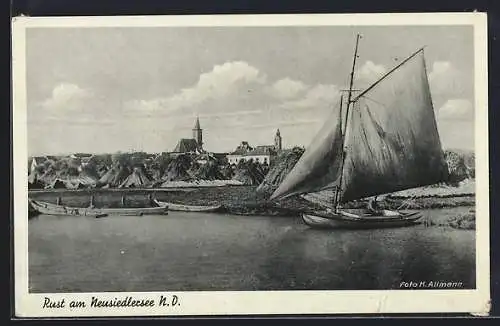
top-left (226, 129), bottom-right (283, 165)
top-left (70, 153), bottom-right (94, 167)
top-left (142, 153), bottom-right (161, 170)
top-left (171, 117), bottom-right (204, 155)
top-left (67, 153), bottom-right (94, 173)
top-left (167, 117), bottom-right (283, 166)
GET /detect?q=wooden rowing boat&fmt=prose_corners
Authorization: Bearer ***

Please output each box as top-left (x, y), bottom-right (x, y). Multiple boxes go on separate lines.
top-left (153, 199), bottom-right (222, 213)
top-left (301, 209), bottom-right (423, 229)
top-left (29, 199), bottom-right (108, 218)
top-left (28, 199), bottom-right (168, 217)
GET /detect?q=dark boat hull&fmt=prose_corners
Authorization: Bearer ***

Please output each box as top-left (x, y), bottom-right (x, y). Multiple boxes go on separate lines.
top-left (302, 209), bottom-right (423, 229)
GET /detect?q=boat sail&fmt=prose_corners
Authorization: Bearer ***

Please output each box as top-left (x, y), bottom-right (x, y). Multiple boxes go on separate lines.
top-left (270, 36), bottom-right (449, 228)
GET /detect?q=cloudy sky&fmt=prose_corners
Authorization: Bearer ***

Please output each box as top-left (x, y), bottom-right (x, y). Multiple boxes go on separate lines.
top-left (26, 25), bottom-right (474, 156)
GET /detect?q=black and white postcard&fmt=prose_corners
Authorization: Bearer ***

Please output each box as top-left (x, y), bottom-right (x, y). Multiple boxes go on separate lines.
top-left (12, 13), bottom-right (490, 316)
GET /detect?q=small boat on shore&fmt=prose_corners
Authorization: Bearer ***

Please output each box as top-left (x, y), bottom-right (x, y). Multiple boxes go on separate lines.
top-left (28, 199), bottom-right (168, 217)
top-left (153, 199), bottom-right (222, 213)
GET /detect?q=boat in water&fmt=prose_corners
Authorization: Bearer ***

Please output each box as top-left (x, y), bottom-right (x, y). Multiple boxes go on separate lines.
top-left (302, 209), bottom-right (423, 230)
top-left (28, 198), bottom-right (168, 217)
top-left (269, 34), bottom-right (449, 229)
top-left (153, 199), bottom-right (223, 213)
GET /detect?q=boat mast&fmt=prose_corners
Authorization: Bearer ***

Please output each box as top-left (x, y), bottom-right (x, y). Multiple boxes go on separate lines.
top-left (335, 33), bottom-right (361, 211)
top-left (333, 93), bottom-right (344, 208)
top-left (338, 94), bottom-right (344, 135)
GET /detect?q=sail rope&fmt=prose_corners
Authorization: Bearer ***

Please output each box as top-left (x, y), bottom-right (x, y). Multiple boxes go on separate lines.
top-left (356, 95), bottom-right (388, 109)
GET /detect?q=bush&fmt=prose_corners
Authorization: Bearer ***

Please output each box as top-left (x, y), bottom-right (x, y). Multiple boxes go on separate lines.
top-left (444, 150), bottom-right (469, 186)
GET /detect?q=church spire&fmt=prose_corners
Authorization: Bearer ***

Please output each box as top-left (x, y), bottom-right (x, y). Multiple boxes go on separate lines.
top-left (194, 116), bottom-right (201, 129)
top-left (192, 116), bottom-right (203, 149)
top-left (274, 128), bottom-right (282, 151)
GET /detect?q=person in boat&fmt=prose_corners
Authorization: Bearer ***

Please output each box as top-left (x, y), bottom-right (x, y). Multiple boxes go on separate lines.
top-left (89, 195), bottom-right (96, 209)
top-left (367, 196), bottom-right (383, 215)
top-left (148, 193), bottom-right (158, 207)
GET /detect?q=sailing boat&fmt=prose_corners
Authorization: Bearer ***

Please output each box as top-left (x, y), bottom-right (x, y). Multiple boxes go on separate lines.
top-left (269, 35), bottom-right (449, 229)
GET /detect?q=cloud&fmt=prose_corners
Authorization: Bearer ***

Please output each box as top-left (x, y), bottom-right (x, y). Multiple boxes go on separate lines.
top-left (122, 62), bottom-right (340, 153)
top-left (128, 61), bottom-right (341, 116)
top-left (356, 61), bottom-right (387, 86)
top-left (30, 82), bottom-right (127, 127)
top-left (128, 61), bottom-right (268, 113)
top-left (243, 119), bottom-right (320, 130)
top-left (438, 99), bottom-right (474, 121)
top-left (280, 84), bottom-right (339, 109)
top-left (41, 83), bottom-right (92, 112)
top-left (437, 120), bottom-right (474, 151)
top-left (268, 78), bottom-right (308, 99)
top-left (171, 61), bottom-right (267, 106)
top-left (429, 61), bottom-right (467, 98)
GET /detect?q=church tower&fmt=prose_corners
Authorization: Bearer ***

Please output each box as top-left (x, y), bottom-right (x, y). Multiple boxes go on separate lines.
top-left (274, 129), bottom-right (282, 151)
top-left (192, 116), bottom-right (203, 148)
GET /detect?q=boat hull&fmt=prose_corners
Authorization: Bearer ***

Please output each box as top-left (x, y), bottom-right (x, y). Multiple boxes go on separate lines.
top-left (154, 200), bottom-right (222, 213)
top-left (302, 210), bottom-right (423, 229)
top-left (29, 199), bottom-right (168, 217)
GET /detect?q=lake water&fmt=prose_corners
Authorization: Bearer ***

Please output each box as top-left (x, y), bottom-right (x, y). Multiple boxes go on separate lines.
top-left (28, 207), bottom-right (475, 292)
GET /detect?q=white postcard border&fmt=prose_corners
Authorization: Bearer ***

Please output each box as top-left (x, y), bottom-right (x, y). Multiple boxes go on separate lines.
top-left (12, 13), bottom-right (490, 317)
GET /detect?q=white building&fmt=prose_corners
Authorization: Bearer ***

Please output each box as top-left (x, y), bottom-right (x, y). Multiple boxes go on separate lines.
top-left (226, 130), bottom-right (282, 165)
top-left (69, 153), bottom-right (94, 167)
top-left (227, 146), bottom-right (276, 165)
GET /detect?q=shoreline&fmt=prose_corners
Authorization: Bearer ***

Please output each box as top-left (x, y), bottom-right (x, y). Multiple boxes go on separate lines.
top-left (27, 184), bottom-right (248, 193)
top-left (28, 186), bottom-right (476, 228)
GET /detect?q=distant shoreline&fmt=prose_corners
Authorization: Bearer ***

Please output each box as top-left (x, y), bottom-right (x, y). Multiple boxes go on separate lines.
top-left (27, 186), bottom-right (476, 198)
top-left (28, 184), bottom-right (248, 193)
top-left (28, 185), bottom-right (475, 211)
top-left (28, 185), bottom-right (476, 229)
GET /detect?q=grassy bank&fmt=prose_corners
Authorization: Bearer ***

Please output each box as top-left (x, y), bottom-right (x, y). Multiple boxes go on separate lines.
top-left (29, 185), bottom-right (475, 219)
top-left (28, 186), bottom-right (308, 216)
top-left (421, 208), bottom-right (476, 230)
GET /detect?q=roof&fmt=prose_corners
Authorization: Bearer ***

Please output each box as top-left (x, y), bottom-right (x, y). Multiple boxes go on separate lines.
top-left (229, 141), bottom-right (254, 155)
top-left (71, 153), bottom-right (93, 158)
top-left (229, 145), bottom-right (276, 157)
top-left (193, 117), bottom-right (201, 129)
top-left (229, 148), bottom-right (250, 155)
top-left (244, 145), bottom-right (276, 156)
top-left (173, 138), bottom-right (201, 153)
top-left (212, 152), bottom-right (229, 157)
